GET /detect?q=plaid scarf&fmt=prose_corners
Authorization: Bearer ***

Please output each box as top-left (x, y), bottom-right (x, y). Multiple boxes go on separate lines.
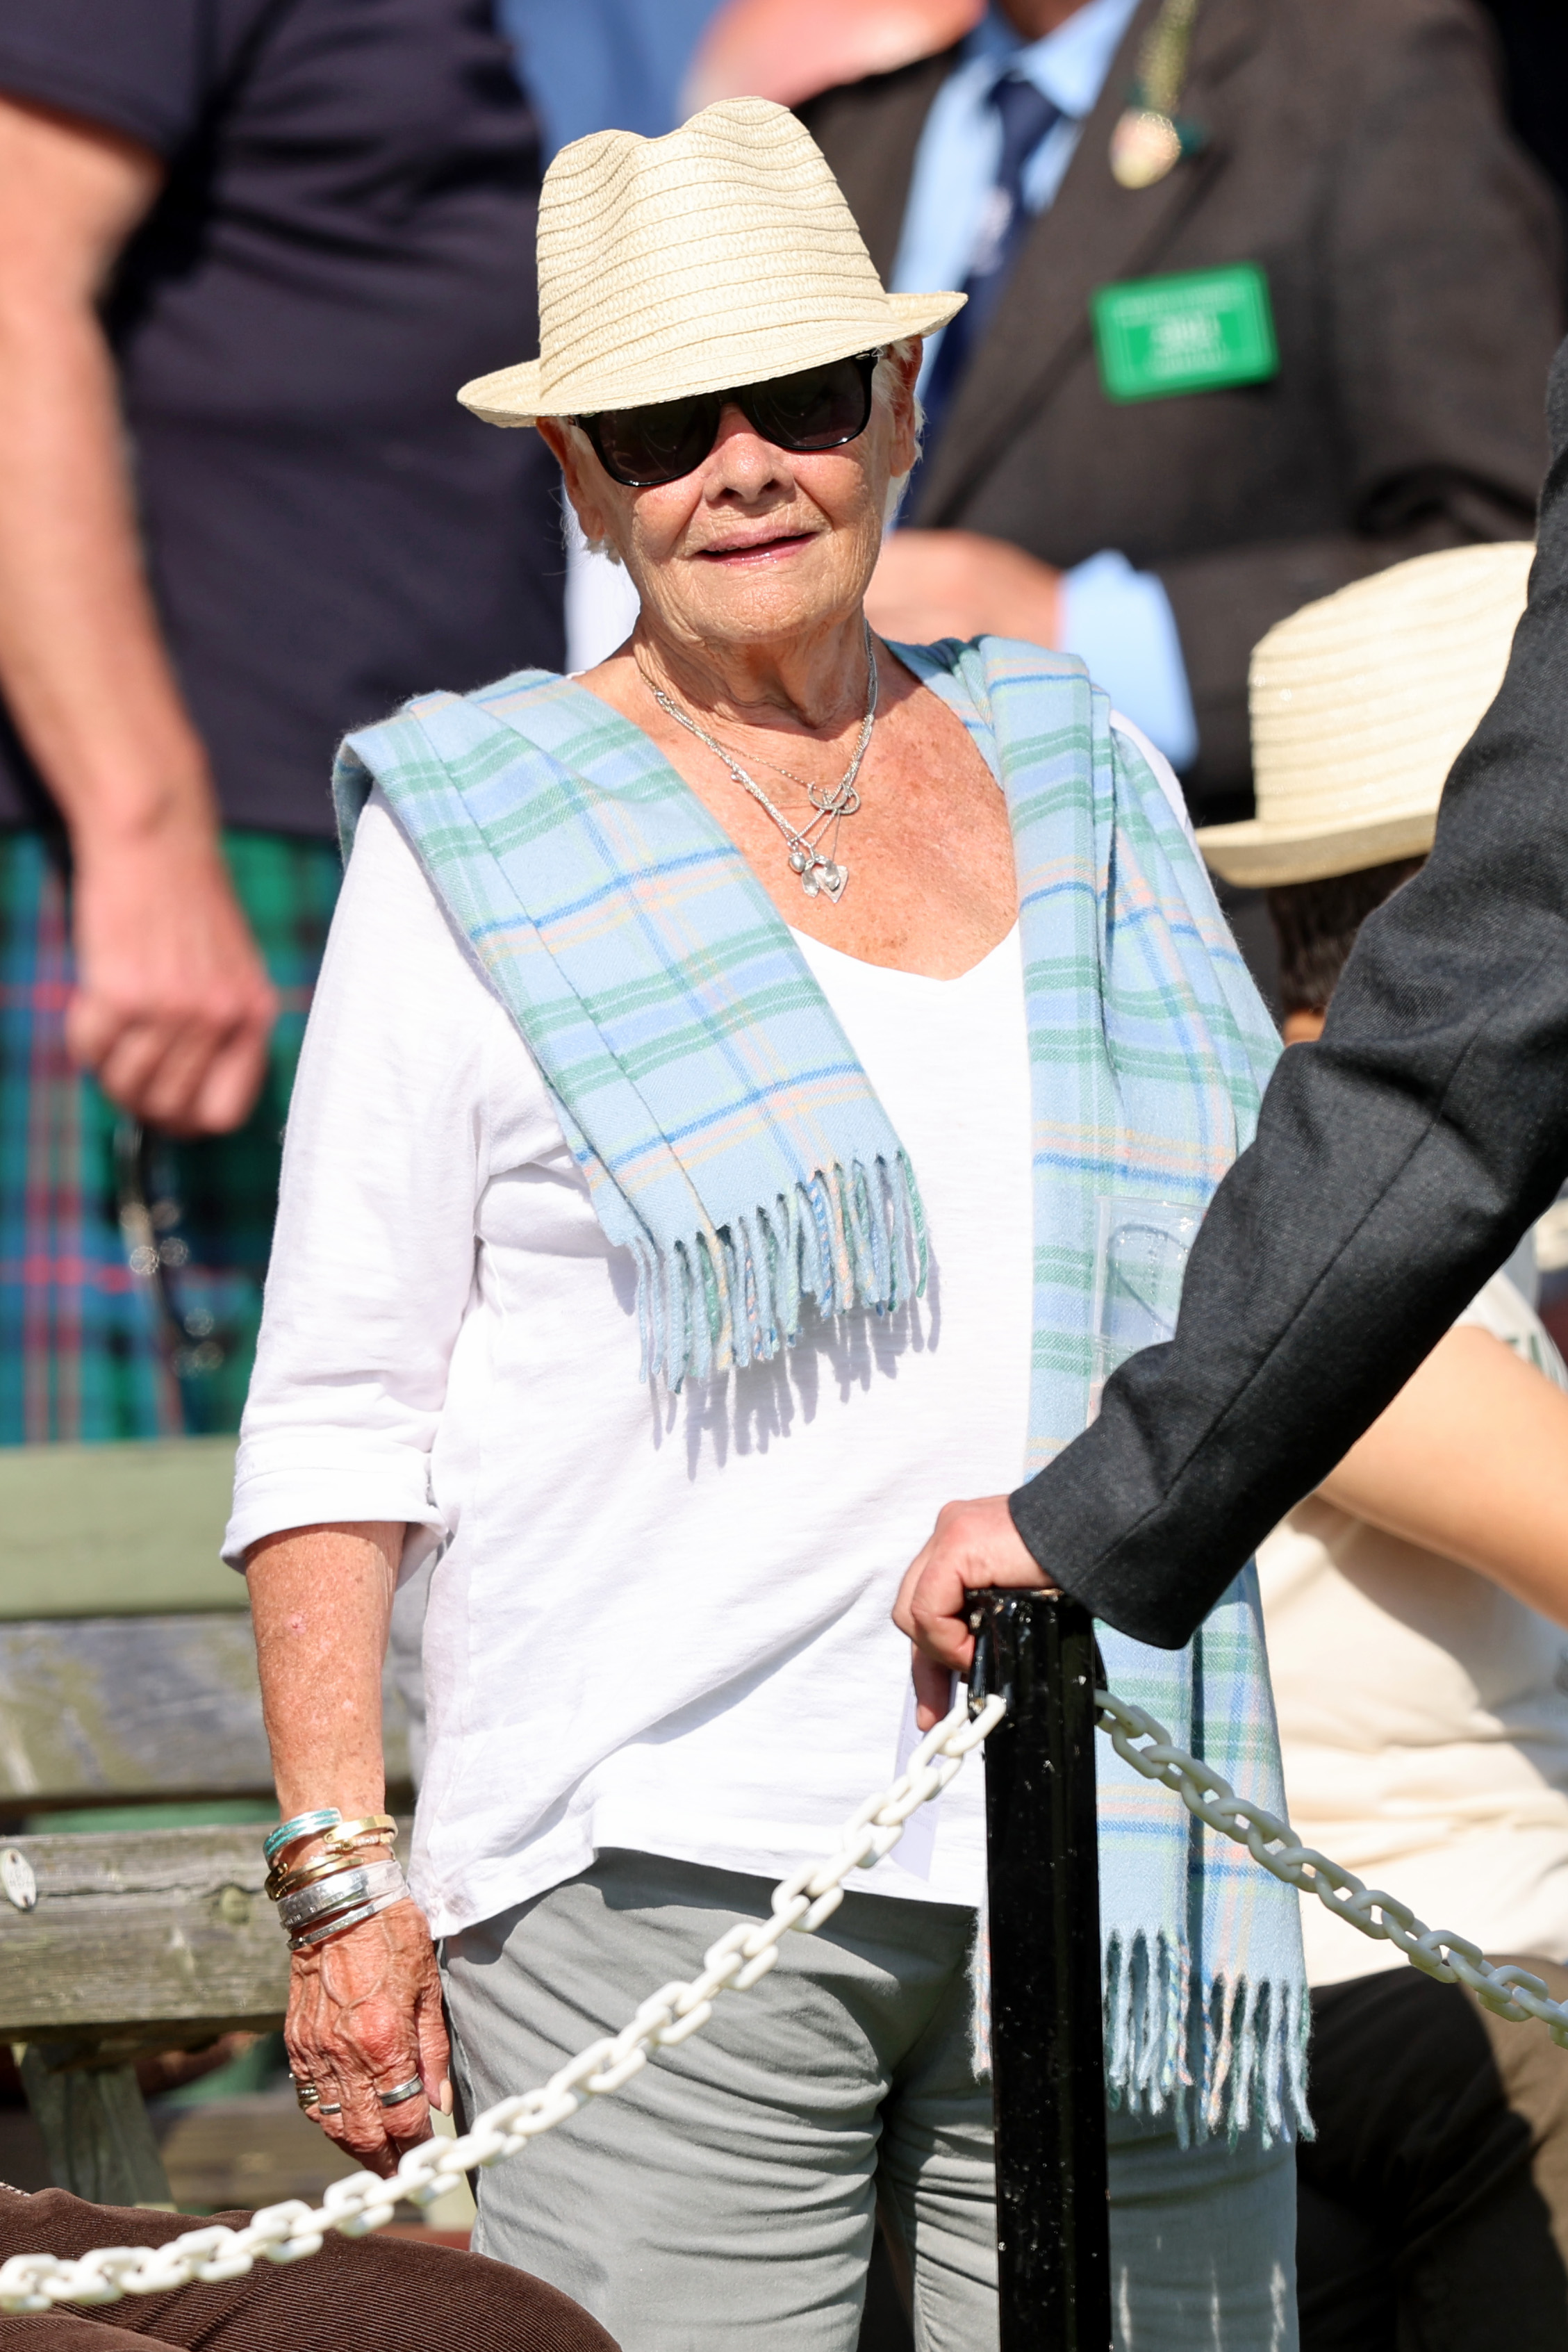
top-left (336, 635), bottom-right (1307, 2143)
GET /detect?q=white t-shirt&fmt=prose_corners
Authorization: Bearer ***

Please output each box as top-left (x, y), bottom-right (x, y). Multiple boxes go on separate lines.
top-left (228, 791), bottom-right (1041, 1936)
top-left (1259, 1272), bottom-right (1568, 1987)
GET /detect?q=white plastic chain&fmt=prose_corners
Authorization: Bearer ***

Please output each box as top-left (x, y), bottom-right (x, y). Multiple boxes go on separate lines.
top-left (0, 1693), bottom-right (1005, 2314)
top-left (15, 1675), bottom-right (1568, 2313)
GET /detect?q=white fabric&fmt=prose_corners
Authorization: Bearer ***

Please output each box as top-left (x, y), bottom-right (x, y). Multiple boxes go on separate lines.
top-left (1259, 1272), bottom-right (1568, 1987)
top-left (229, 790), bottom-right (1050, 1937)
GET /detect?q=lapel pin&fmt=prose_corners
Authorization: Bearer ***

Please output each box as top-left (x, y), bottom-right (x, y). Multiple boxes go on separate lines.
top-left (1110, 108), bottom-right (1182, 188)
top-left (1110, 107), bottom-right (1207, 189)
top-left (1111, 0), bottom-right (1205, 189)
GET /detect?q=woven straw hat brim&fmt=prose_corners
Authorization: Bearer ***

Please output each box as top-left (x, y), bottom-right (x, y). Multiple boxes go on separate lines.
top-left (1197, 541), bottom-right (1533, 888)
top-left (456, 97), bottom-right (964, 428)
top-left (459, 295), bottom-right (962, 427)
top-left (1196, 806), bottom-right (1439, 889)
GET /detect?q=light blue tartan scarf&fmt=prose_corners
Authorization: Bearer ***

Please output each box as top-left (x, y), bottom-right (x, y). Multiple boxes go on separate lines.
top-left (336, 634), bottom-right (1307, 2144)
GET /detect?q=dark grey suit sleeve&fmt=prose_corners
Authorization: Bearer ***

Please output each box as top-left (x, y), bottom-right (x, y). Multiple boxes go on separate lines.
top-left (1009, 338), bottom-right (1568, 1651)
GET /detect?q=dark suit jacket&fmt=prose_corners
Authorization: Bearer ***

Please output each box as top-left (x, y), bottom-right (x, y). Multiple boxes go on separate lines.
top-left (1010, 334), bottom-right (1568, 1652)
top-left (801, 0), bottom-right (1562, 819)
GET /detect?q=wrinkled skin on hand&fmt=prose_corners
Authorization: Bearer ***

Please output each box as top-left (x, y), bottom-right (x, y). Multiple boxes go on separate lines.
top-left (285, 1899), bottom-right (451, 2176)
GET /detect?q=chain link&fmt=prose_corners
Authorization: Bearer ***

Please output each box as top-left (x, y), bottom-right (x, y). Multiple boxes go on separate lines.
top-left (0, 1693), bottom-right (1005, 2314)
top-left (1095, 1686), bottom-right (1568, 2040)
top-left (17, 1672), bottom-right (1568, 2314)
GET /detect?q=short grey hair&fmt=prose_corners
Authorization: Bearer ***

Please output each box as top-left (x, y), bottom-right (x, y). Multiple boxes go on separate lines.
top-left (557, 337), bottom-right (924, 562)
top-left (876, 337), bottom-right (925, 527)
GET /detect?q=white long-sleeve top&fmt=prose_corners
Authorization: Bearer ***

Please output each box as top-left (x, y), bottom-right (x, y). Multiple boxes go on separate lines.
top-left (227, 789), bottom-right (1045, 1936)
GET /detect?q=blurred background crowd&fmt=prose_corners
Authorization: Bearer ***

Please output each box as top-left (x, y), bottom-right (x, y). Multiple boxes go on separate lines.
top-left (0, 0), bottom-right (1561, 1447)
top-left (1, 0), bottom-right (1567, 2343)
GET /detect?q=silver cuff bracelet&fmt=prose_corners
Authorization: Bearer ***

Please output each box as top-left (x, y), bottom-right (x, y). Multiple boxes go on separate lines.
top-left (276, 1856), bottom-right (406, 1936)
top-left (288, 1884), bottom-right (411, 1952)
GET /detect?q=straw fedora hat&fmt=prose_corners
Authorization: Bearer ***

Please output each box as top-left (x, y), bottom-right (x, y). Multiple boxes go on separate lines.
top-left (457, 97), bottom-right (964, 429)
top-left (1196, 542), bottom-right (1533, 889)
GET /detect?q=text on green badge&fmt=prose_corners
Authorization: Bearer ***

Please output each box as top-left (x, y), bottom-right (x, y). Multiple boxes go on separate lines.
top-left (1090, 263), bottom-right (1279, 404)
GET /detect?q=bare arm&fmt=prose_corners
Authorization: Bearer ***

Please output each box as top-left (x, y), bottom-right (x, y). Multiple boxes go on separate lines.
top-left (248, 1522), bottom-right (449, 2173)
top-left (1319, 1323), bottom-right (1568, 1625)
top-left (0, 95), bottom-right (276, 1134)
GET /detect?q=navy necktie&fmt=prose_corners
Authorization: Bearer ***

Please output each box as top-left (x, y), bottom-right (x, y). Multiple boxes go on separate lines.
top-left (918, 74), bottom-right (1062, 469)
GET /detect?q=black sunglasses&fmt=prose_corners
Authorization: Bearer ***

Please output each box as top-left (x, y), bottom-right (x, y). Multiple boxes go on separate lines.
top-left (576, 349), bottom-right (881, 489)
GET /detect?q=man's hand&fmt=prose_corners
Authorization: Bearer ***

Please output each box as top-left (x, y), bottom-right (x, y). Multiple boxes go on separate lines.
top-left (866, 529), bottom-right (1063, 650)
top-left (0, 97), bottom-right (277, 1134)
top-left (69, 819), bottom-right (278, 1133)
top-left (893, 1495), bottom-right (1057, 1727)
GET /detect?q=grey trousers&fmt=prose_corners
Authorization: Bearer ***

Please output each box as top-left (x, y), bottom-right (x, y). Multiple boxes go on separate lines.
top-left (443, 1851), bottom-right (1297, 2352)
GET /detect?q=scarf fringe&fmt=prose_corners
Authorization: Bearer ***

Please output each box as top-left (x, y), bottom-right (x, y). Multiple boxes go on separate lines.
top-left (632, 1150), bottom-right (926, 1388)
top-left (971, 1921), bottom-right (1311, 2149)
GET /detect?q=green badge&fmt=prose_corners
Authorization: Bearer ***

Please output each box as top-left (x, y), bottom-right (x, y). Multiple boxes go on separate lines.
top-left (1090, 263), bottom-right (1278, 403)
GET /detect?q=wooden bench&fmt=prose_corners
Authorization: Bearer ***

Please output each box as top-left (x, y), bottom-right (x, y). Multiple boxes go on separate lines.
top-left (0, 1445), bottom-right (918, 2324)
top-left (0, 1438), bottom-right (413, 2207)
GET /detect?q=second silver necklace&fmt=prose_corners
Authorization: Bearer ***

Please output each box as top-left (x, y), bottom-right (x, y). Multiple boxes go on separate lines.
top-left (642, 624), bottom-right (878, 905)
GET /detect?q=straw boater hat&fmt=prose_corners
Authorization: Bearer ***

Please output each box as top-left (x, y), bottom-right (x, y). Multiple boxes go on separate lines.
top-left (1196, 541), bottom-right (1534, 889)
top-left (457, 97), bottom-right (964, 429)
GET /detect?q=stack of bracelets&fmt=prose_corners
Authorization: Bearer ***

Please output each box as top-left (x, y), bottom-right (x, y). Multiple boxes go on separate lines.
top-left (263, 1808), bottom-right (408, 1954)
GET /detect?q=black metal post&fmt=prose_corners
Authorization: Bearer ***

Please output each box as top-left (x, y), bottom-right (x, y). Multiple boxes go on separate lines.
top-left (968, 1588), bottom-right (1111, 2352)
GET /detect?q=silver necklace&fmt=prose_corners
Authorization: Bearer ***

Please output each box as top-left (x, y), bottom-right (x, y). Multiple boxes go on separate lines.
top-left (641, 624), bottom-right (878, 905)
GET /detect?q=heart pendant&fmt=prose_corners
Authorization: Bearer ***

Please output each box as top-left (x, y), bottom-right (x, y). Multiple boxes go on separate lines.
top-left (817, 862), bottom-right (847, 903)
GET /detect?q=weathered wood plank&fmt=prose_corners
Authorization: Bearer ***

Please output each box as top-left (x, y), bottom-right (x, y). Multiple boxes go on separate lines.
top-left (0, 1616), bottom-right (411, 1807)
top-left (0, 1827), bottom-right (288, 2044)
top-left (0, 1440), bottom-right (245, 1618)
top-left (0, 1823), bottom-right (413, 2048)
top-left (0, 1618), bottom-right (272, 1805)
top-left (17, 2048), bottom-right (173, 2205)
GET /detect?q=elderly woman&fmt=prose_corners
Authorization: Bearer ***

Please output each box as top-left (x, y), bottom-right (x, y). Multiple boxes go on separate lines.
top-left (229, 99), bottom-right (1304, 2352)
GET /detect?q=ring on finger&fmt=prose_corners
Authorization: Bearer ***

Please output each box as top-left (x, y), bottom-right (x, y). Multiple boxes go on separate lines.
top-left (377, 2075), bottom-right (424, 2109)
top-left (292, 2079), bottom-right (320, 2111)
top-left (317, 2100), bottom-right (343, 2116)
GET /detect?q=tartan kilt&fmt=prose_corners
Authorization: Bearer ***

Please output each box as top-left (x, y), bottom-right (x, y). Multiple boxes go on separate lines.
top-left (0, 827), bottom-right (340, 1443)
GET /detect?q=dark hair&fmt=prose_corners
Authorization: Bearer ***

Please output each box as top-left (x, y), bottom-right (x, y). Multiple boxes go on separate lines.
top-left (1265, 857), bottom-right (1426, 1016)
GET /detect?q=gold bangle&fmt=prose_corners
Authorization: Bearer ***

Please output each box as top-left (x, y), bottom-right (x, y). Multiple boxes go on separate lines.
top-left (267, 1836), bottom-right (393, 1901)
top-left (265, 1818), bottom-right (396, 1898)
top-left (321, 1814), bottom-right (395, 1848)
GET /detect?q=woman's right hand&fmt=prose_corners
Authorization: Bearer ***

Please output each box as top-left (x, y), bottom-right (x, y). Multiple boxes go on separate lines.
top-left (285, 1898), bottom-right (451, 2176)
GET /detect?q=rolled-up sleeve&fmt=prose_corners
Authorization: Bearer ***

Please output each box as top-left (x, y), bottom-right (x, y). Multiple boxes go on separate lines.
top-left (224, 792), bottom-right (525, 1569)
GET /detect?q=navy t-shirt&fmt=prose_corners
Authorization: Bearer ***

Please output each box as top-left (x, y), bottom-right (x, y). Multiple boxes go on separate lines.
top-left (0, 0), bottom-right (565, 836)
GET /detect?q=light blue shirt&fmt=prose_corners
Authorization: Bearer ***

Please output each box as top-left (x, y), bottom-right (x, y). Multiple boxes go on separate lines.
top-left (500, 0), bottom-right (720, 158)
top-left (889, 0), bottom-right (1198, 773)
